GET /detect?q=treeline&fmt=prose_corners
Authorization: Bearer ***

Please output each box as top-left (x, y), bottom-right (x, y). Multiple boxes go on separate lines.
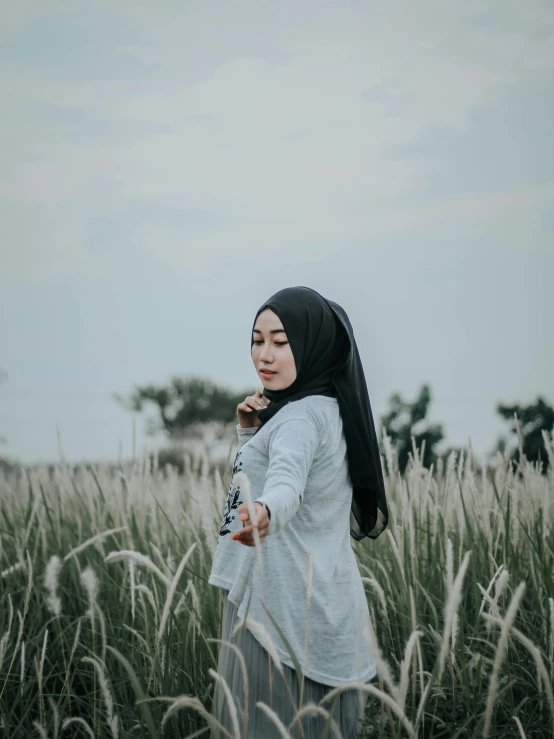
top-left (114, 374), bottom-right (553, 475)
top-left (1, 372), bottom-right (552, 474)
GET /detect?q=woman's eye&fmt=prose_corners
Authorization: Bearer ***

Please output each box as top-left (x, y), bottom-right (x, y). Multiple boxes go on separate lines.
top-left (252, 340), bottom-right (288, 346)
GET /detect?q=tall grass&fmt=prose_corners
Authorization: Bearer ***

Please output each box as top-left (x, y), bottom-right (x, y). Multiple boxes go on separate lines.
top-left (0, 426), bottom-right (553, 738)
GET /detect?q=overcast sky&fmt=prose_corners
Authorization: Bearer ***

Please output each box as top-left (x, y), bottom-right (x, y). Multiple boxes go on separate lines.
top-left (1, 0), bottom-right (553, 466)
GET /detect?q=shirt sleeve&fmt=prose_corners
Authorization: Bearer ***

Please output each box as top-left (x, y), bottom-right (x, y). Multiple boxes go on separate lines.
top-left (236, 423), bottom-right (257, 448)
top-left (254, 414), bottom-right (320, 535)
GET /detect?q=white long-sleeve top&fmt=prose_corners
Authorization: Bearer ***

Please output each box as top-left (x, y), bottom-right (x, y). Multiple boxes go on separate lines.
top-left (208, 395), bottom-right (377, 687)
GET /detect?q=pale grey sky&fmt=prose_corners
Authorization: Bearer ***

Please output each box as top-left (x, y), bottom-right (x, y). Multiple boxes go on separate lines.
top-left (1, 0), bottom-right (553, 466)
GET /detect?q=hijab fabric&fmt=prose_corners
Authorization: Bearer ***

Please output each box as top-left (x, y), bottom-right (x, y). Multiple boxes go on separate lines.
top-left (251, 286), bottom-right (388, 541)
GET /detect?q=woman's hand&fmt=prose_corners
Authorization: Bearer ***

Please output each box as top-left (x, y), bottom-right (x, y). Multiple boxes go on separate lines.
top-left (231, 501), bottom-right (270, 546)
top-left (236, 387), bottom-right (271, 429)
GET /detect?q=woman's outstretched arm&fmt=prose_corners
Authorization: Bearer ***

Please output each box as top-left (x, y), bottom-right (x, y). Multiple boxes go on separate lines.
top-left (253, 414), bottom-right (319, 535)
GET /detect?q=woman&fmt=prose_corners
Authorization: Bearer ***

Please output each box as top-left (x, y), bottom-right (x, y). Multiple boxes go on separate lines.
top-left (208, 286), bottom-right (388, 739)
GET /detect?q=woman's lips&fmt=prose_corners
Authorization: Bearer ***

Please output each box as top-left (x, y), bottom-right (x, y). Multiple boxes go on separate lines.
top-left (260, 371), bottom-right (276, 378)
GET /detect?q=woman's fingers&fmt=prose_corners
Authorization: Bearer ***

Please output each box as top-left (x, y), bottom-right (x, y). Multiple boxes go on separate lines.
top-left (234, 509), bottom-right (269, 543)
top-left (238, 389), bottom-right (268, 414)
top-left (258, 387), bottom-right (271, 405)
top-left (237, 389), bottom-right (269, 426)
top-left (238, 501), bottom-right (263, 524)
top-left (238, 400), bottom-right (263, 417)
top-left (244, 400), bottom-right (264, 412)
top-left (238, 522), bottom-right (268, 537)
top-left (231, 521), bottom-right (268, 544)
top-left (233, 501), bottom-right (269, 544)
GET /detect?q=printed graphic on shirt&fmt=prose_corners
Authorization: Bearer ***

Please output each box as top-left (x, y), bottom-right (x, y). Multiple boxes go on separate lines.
top-left (219, 448), bottom-right (244, 537)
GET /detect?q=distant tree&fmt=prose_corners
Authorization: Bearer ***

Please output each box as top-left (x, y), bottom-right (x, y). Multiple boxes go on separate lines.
top-left (380, 383), bottom-right (445, 474)
top-left (113, 374), bottom-right (254, 440)
top-left (495, 396), bottom-right (554, 469)
top-left (0, 366), bottom-right (9, 447)
top-left (0, 367), bottom-right (18, 472)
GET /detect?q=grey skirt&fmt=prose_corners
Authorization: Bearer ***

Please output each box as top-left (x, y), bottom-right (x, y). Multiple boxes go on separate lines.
top-left (210, 589), bottom-right (371, 739)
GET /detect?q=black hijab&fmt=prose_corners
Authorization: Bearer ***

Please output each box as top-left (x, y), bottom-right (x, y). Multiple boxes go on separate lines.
top-left (250, 286), bottom-right (388, 541)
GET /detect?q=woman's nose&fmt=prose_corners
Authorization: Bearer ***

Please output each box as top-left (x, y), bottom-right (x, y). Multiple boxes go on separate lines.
top-left (259, 343), bottom-right (274, 361)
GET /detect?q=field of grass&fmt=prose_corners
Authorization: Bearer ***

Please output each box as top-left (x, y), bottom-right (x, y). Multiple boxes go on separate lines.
top-left (1, 429), bottom-right (553, 738)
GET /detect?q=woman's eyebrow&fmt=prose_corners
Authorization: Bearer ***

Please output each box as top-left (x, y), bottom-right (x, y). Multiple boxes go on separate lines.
top-left (253, 328), bottom-right (286, 334)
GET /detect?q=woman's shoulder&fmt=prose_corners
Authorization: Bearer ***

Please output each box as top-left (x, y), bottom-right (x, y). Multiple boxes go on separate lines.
top-left (258, 397), bottom-right (338, 451)
top-left (295, 395), bottom-right (338, 411)
top-left (286, 395), bottom-right (338, 435)
top-left (263, 395), bottom-right (338, 433)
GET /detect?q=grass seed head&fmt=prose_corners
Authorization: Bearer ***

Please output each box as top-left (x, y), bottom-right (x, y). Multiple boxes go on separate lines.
top-left (80, 566), bottom-right (98, 618)
top-left (44, 555), bottom-right (62, 618)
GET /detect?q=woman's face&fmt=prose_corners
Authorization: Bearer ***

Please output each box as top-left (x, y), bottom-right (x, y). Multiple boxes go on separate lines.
top-left (251, 308), bottom-right (297, 390)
